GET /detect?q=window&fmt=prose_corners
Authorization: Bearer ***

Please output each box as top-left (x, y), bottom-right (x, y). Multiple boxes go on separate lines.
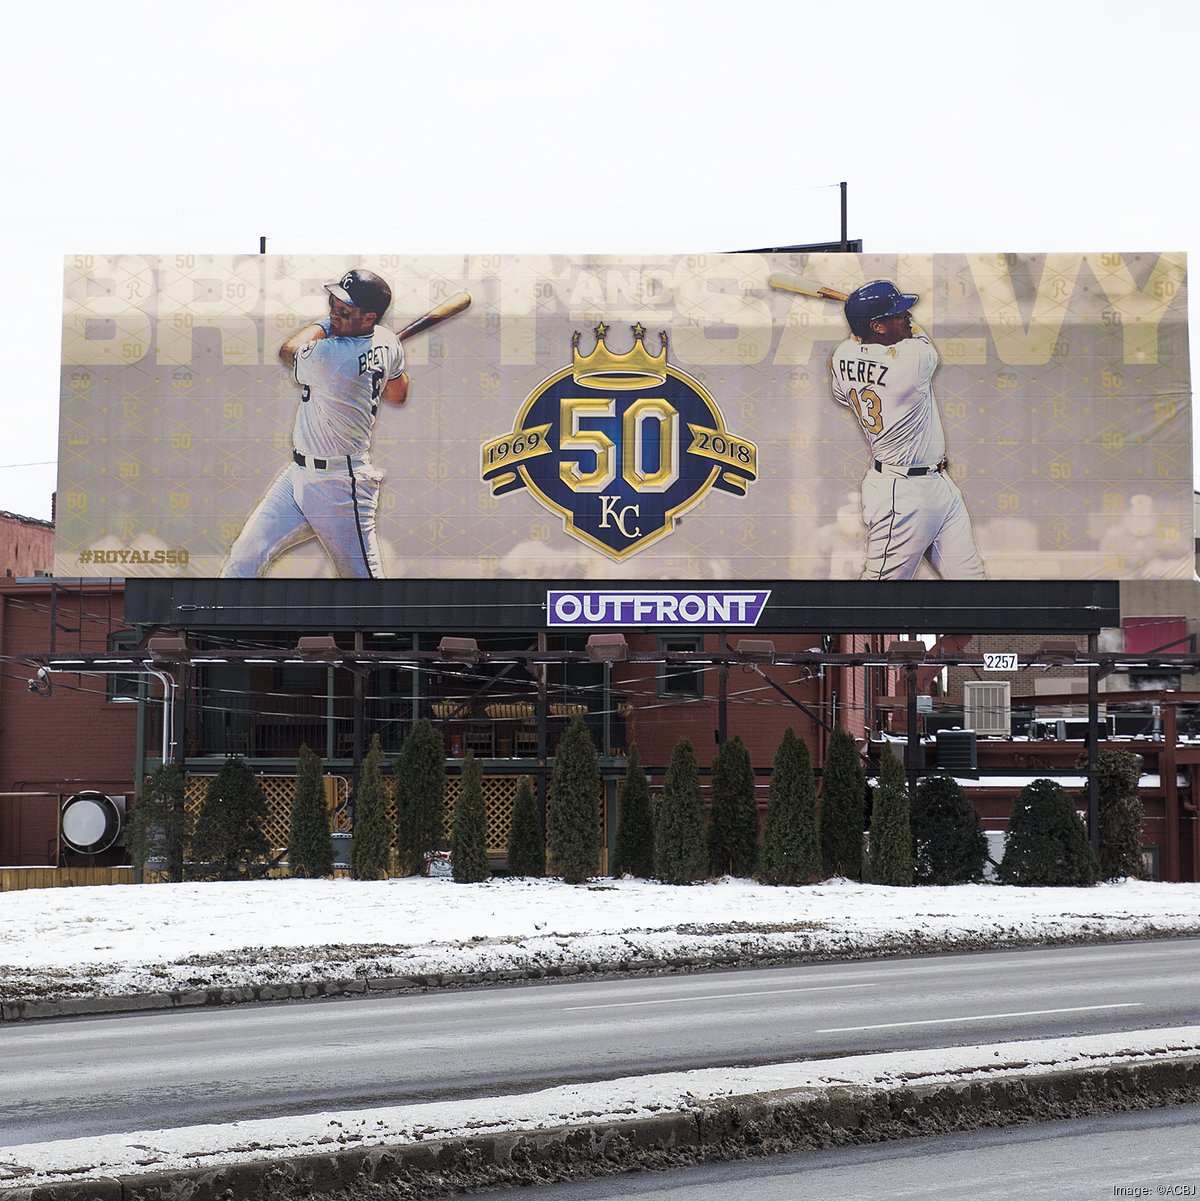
top-left (658, 636), bottom-right (704, 698)
top-left (273, 663), bottom-right (329, 693)
top-left (105, 630), bottom-right (141, 702)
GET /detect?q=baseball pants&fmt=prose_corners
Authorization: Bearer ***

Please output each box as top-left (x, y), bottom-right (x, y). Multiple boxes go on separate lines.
top-left (221, 454), bottom-right (385, 579)
top-left (859, 465), bottom-right (986, 580)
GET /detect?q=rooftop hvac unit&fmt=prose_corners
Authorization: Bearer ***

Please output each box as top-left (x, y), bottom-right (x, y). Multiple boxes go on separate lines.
top-left (60, 792), bottom-right (127, 854)
top-left (1029, 716), bottom-right (1116, 741)
top-left (936, 729), bottom-right (978, 773)
top-left (964, 680), bottom-right (1011, 736)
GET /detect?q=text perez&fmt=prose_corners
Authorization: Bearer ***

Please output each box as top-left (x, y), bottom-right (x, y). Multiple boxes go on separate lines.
top-left (835, 358), bottom-right (890, 386)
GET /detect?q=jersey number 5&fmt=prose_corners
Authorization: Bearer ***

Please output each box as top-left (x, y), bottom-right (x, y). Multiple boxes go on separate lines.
top-left (847, 387), bottom-right (884, 435)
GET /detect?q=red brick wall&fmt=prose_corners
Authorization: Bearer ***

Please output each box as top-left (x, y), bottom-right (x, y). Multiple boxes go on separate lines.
top-left (0, 583), bottom-right (136, 864)
top-left (0, 511), bottom-right (53, 579)
top-left (614, 632), bottom-right (832, 778)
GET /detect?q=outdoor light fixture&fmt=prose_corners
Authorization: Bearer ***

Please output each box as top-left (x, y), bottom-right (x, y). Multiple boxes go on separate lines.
top-left (885, 639), bottom-right (927, 662)
top-left (735, 639), bottom-right (776, 664)
top-left (295, 635), bottom-right (342, 663)
top-left (586, 633), bottom-right (628, 663)
top-left (437, 636), bottom-right (482, 663)
top-left (26, 666), bottom-right (51, 697)
top-left (1036, 639), bottom-right (1079, 666)
top-left (146, 634), bottom-right (189, 664)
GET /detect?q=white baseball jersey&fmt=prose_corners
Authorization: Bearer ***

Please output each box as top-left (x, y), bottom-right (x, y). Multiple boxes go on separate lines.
top-left (293, 327), bottom-right (405, 458)
top-left (830, 331), bottom-right (943, 468)
top-left (220, 324), bottom-right (405, 580)
top-left (829, 331), bottom-right (986, 581)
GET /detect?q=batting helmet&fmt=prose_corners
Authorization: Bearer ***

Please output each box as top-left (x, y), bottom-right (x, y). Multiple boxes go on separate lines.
top-left (325, 269), bottom-right (392, 319)
top-left (844, 280), bottom-right (918, 339)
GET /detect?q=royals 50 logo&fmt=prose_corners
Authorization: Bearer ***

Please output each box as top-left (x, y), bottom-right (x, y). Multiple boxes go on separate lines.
top-left (481, 324), bottom-right (758, 560)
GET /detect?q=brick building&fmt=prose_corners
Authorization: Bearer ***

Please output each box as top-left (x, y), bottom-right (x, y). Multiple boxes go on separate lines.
top-left (1, 575), bottom-right (1197, 883)
top-left (0, 580), bottom-right (136, 867)
top-left (0, 509), bottom-right (53, 579)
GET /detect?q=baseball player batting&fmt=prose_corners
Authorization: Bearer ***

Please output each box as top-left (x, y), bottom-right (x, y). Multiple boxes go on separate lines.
top-left (830, 280), bottom-right (986, 580)
top-left (221, 269), bottom-right (416, 579)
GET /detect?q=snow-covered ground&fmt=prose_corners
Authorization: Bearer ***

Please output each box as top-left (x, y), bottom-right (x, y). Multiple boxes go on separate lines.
top-left (3, 875), bottom-right (1199, 1193)
top-left (2, 874), bottom-right (1200, 1003)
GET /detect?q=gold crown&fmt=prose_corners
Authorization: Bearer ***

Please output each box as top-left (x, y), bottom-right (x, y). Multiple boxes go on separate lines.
top-left (572, 323), bottom-right (668, 391)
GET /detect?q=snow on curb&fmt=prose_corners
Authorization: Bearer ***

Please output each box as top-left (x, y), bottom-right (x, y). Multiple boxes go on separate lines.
top-left (3, 1028), bottom-right (1199, 1198)
top-left (3, 876), bottom-right (1200, 1012)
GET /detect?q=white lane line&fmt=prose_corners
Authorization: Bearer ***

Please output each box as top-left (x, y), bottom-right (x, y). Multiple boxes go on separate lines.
top-left (563, 984), bottom-right (880, 1011)
top-left (817, 1002), bottom-right (1144, 1033)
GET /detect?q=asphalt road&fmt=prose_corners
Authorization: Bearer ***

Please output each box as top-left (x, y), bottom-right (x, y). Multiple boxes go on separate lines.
top-left (501, 1103), bottom-right (1200, 1201)
top-left (3, 939), bottom-right (1198, 1145)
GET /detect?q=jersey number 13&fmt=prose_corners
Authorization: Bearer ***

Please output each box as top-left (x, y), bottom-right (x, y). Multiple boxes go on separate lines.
top-left (847, 387), bottom-right (884, 435)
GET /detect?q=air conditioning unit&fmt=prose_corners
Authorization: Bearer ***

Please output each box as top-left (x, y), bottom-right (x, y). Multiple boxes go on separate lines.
top-left (60, 792), bottom-right (127, 854)
top-left (964, 681), bottom-right (1011, 736)
top-left (1029, 716), bottom-right (1115, 741)
top-left (936, 728), bottom-right (978, 772)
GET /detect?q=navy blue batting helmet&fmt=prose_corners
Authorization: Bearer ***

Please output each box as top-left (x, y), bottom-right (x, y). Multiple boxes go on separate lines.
top-left (844, 280), bottom-right (918, 339)
top-left (325, 269), bottom-right (392, 319)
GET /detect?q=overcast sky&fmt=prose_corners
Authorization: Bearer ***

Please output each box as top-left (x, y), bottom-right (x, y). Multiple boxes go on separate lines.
top-left (3, 0), bottom-right (1194, 522)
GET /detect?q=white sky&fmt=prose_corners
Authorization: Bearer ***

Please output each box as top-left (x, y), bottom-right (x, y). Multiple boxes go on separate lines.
top-left (2, 0), bottom-right (1197, 522)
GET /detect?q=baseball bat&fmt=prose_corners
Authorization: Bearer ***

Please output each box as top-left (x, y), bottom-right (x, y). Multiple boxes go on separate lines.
top-left (395, 291), bottom-right (472, 341)
top-left (767, 273), bottom-right (848, 303)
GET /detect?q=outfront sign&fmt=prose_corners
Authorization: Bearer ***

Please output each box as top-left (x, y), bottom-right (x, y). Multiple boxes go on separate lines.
top-left (546, 590), bottom-right (771, 628)
top-left (57, 252), bottom-right (1192, 582)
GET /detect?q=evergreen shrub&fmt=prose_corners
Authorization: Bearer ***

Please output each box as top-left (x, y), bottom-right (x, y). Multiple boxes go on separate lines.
top-left (654, 738), bottom-right (707, 884)
top-left (548, 716), bottom-right (600, 884)
top-left (867, 746), bottom-right (914, 885)
top-left (396, 718), bottom-right (447, 876)
top-left (288, 743), bottom-right (333, 878)
top-left (707, 735), bottom-right (759, 877)
top-left (820, 728), bottom-right (866, 879)
top-left (506, 775), bottom-right (545, 877)
top-left (611, 743), bottom-right (654, 878)
top-left (1077, 749), bottom-right (1145, 880)
top-left (999, 778), bottom-right (1100, 887)
top-left (911, 775), bottom-right (988, 884)
top-left (758, 728), bottom-right (821, 886)
top-left (191, 756), bottom-right (269, 880)
top-left (452, 750), bottom-right (490, 883)
top-left (350, 735), bottom-right (391, 880)
top-left (127, 762), bottom-right (190, 882)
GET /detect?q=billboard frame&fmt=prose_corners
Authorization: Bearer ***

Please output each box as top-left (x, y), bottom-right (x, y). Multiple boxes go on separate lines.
top-left (125, 578), bottom-right (1120, 635)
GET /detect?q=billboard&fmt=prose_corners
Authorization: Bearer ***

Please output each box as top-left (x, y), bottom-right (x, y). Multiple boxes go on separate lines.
top-left (57, 252), bottom-right (1191, 581)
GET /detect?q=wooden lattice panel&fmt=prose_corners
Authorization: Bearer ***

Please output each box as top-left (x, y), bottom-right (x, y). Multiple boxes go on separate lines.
top-left (181, 772), bottom-right (603, 865)
top-left (442, 776), bottom-right (519, 855)
top-left (185, 774), bottom-right (351, 851)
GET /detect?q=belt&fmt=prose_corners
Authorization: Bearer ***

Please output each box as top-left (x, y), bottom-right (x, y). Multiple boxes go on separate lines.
top-left (874, 458), bottom-right (947, 477)
top-left (294, 449), bottom-right (333, 470)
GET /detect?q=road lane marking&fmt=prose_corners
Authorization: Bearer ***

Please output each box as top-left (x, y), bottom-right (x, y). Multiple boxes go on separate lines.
top-left (563, 984), bottom-right (880, 1011)
top-left (817, 1003), bottom-right (1144, 1033)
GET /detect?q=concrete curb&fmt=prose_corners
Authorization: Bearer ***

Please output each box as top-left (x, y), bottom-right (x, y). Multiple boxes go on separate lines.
top-left (3, 1056), bottom-right (1198, 1200)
